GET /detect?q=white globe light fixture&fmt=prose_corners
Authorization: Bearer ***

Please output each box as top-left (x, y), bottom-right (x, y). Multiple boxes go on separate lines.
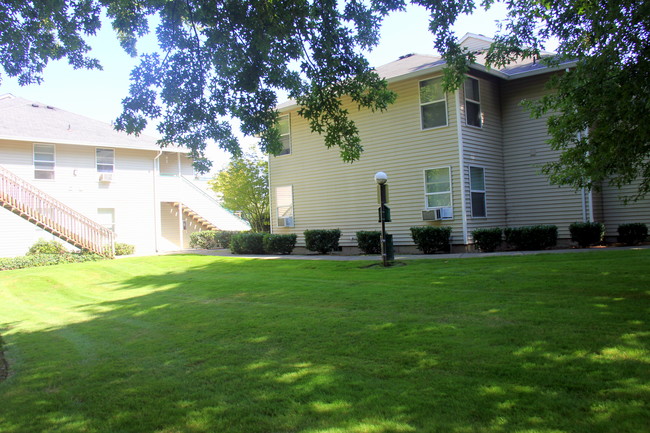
top-left (374, 171), bottom-right (388, 185)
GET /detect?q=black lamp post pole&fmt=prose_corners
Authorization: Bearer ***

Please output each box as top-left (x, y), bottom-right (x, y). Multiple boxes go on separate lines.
top-left (379, 183), bottom-right (388, 267)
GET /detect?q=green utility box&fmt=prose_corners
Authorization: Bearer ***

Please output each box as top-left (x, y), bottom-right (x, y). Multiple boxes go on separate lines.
top-left (378, 205), bottom-right (391, 222)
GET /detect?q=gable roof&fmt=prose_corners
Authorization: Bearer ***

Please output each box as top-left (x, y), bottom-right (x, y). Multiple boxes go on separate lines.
top-left (0, 94), bottom-right (186, 153)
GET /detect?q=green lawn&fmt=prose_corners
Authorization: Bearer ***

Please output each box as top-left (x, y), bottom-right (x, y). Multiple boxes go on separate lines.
top-left (0, 250), bottom-right (648, 433)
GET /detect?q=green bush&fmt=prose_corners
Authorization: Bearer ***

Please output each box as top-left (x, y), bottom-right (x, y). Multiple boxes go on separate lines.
top-left (189, 230), bottom-right (239, 249)
top-left (617, 223), bottom-right (648, 245)
top-left (27, 239), bottom-right (67, 255)
top-left (114, 243), bottom-right (135, 256)
top-left (190, 231), bottom-right (220, 249)
top-left (263, 234), bottom-right (297, 255)
top-left (0, 252), bottom-right (105, 271)
top-left (504, 225), bottom-right (558, 250)
top-left (472, 228), bottom-right (503, 252)
top-left (356, 231), bottom-right (381, 254)
top-left (569, 222), bottom-right (605, 248)
top-left (304, 229), bottom-right (341, 254)
top-left (230, 232), bottom-right (266, 254)
top-left (410, 226), bottom-right (452, 254)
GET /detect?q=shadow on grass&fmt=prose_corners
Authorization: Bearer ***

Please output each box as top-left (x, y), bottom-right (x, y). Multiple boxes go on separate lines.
top-left (1, 254), bottom-right (649, 433)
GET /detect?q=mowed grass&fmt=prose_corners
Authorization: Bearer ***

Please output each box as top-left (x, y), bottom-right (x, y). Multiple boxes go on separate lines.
top-left (0, 250), bottom-right (649, 433)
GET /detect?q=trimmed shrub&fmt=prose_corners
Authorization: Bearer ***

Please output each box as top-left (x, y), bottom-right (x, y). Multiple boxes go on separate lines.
top-left (190, 231), bottom-right (220, 249)
top-left (617, 223), bottom-right (648, 245)
top-left (504, 225), bottom-right (558, 250)
top-left (27, 239), bottom-right (67, 255)
top-left (410, 226), bottom-right (452, 254)
top-left (304, 229), bottom-right (341, 254)
top-left (472, 227), bottom-right (503, 252)
top-left (0, 253), bottom-right (105, 271)
top-left (230, 232), bottom-right (265, 254)
top-left (356, 231), bottom-right (381, 254)
top-left (569, 222), bottom-right (605, 248)
top-left (114, 243), bottom-right (135, 256)
top-left (263, 234), bottom-right (297, 255)
top-left (215, 231), bottom-right (238, 249)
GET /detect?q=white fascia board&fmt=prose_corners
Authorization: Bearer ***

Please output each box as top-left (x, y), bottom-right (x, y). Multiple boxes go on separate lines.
top-left (0, 135), bottom-right (188, 153)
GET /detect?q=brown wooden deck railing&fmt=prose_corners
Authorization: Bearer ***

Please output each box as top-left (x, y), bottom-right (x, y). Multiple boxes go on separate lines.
top-left (0, 165), bottom-right (114, 257)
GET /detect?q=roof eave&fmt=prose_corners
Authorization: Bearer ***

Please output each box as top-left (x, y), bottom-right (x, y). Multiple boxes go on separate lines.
top-left (0, 134), bottom-right (188, 153)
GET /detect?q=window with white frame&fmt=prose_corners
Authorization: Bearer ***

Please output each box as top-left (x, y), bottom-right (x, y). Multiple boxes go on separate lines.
top-left (275, 185), bottom-right (294, 226)
top-left (96, 148), bottom-right (115, 173)
top-left (424, 167), bottom-right (452, 208)
top-left (420, 77), bottom-right (447, 129)
top-left (34, 143), bottom-right (55, 179)
top-left (97, 208), bottom-right (116, 232)
top-left (469, 166), bottom-right (487, 217)
top-left (464, 77), bottom-right (482, 127)
top-left (277, 115), bottom-right (291, 156)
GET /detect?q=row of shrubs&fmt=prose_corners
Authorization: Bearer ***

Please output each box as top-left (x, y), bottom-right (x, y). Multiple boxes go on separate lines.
top-left (0, 239), bottom-right (136, 271)
top-left (472, 222), bottom-right (648, 252)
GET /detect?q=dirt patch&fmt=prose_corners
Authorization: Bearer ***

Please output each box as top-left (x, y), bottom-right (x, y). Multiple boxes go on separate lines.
top-left (359, 261), bottom-right (407, 269)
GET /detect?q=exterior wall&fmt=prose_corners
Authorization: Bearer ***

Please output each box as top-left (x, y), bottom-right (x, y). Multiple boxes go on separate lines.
top-left (159, 202), bottom-right (203, 249)
top-left (270, 73), bottom-right (464, 248)
top-left (460, 72), bottom-right (507, 240)
top-left (500, 74), bottom-right (586, 240)
top-left (600, 181), bottom-right (650, 239)
top-left (0, 139), bottom-right (180, 257)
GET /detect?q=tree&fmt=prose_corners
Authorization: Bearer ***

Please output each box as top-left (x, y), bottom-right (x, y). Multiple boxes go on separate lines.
top-left (2, 1), bottom-right (648, 198)
top-left (427, 0), bottom-right (650, 200)
top-left (209, 154), bottom-right (269, 233)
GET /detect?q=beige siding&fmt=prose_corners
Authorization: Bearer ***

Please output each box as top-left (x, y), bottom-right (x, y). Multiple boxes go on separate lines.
top-left (600, 182), bottom-right (650, 238)
top-left (501, 74), bottom-right (585, 240)
top-left (460, 73), bottom-right (507, 238)
top-left (270, 74), bottom-right (464, 248)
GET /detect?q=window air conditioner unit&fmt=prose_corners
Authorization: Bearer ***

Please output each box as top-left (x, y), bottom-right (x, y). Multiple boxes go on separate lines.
top-left (422, 207), bottom-right (453, 221)
top-left (99, 173), bottom-right (113, 182)
top-left (277, 216), bottom-right (294, 227)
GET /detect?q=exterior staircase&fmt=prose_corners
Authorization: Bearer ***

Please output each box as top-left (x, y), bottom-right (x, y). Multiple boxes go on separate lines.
top-left (173, 202), bottom-right (218, 231)
top-left (0, 165), bottom-right (115, 256)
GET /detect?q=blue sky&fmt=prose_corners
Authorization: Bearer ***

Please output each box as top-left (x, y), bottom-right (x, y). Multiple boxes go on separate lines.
top-left (0, 3), bottom-right (515, 171)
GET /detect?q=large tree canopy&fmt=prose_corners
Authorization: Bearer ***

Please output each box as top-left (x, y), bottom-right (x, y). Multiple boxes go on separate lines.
top-left (1, 0), bottom-right (648, 197)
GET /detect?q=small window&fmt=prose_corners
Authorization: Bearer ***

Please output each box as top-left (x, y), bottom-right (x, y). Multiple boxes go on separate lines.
top-left (424, 167), bottom-right (452, 209)
top-left (469, 166), bottom-right (487, 217)
top-left (34, 143), bottom-right (55, 179)
top-left (420, 77), bottom-right (448, 130)
top-left (275, 185), bottom-right (294, 226)
top-left (277, 115), bottom-right (291, 156)
top-left (97, 208), bottom-right (116, 232)
top-left (96, 148), bottom-right (115, 173)
top-left (464, 77), bottom-right (482, 127)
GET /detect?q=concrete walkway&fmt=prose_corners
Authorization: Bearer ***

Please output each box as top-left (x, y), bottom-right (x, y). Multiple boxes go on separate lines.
top-left (164, 245), bottom-right (649, 261)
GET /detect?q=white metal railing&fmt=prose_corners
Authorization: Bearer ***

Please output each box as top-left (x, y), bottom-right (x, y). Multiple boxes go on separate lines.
top-left (0, 165), bottom-right (115, 256)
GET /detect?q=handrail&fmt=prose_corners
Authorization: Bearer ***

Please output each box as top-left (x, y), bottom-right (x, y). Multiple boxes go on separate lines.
top-left (0, 165), bottom-right (114, 256)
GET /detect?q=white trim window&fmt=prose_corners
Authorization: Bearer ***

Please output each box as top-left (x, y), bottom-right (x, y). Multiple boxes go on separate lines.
top-left (275, 185), bottom-right (294, 227)
top-left (419, 77), bottom-right (447, 129)
top-left (277, 115), bottom-right (291, 156)
top-left (469, 166), bottom-right (487, 217)
top-left (464, 77), bottom-right (482, 127)
top-left (424, 167), bottom-right (452, 209)
top-left (97, 208), bottom-right (116, 232)
top-left (34, 143), bottom-right (55, 180)
top-left (96, 148), bottom-right (115, 173)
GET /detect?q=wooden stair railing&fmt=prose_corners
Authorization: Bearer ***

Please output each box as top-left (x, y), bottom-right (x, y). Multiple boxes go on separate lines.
top-left (172, 202), bottom-right (217, 231)
top-left (0, 165), bottom-right (115, 257)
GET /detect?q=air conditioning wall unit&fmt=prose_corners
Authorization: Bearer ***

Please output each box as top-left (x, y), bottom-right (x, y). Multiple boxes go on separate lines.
top-left (422, 207), bottom-right (453, 221)
top-left (277, 216), bottom-right (294, 227)
top-left (99, 173), bottom-right (113, 182)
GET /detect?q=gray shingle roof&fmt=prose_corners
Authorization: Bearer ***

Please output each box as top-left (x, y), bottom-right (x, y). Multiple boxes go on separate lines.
top-left (0, 94), bottom-right (185, 153)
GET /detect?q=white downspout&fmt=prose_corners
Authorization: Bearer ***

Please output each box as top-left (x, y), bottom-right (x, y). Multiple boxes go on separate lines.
top-left (581, 187), bottom-right (588, 222)
top-left (153, 150), bottom-right (163, 252)
top-left (588, 191), bottom-right (595, 222)
top-left (267, 154), bottom-right (274, 234)
top-left (455, 90), bottom-right (469, 245)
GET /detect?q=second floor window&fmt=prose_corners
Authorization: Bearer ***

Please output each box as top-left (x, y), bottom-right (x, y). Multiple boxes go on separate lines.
top-left (34, 143), bottom-right (55, 180)
top-left (96, 148), bottom-right (114, 173)
top-left (465, 77), bottom-right (482, 127)
top-left (278, 115), bottom-right (291, 156)
top-left (420, 77), bottom-right (447, 129)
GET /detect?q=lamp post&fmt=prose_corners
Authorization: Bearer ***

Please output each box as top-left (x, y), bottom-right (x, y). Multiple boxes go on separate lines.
top-left (375, 171), bottom-right (389, 267)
